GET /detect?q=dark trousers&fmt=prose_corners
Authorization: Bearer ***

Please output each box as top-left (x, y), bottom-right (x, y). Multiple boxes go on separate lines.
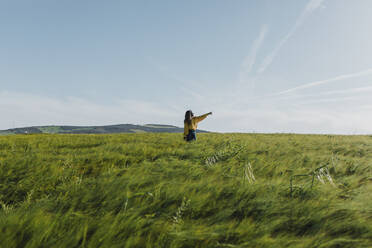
top-left (186, 129), bottom-right (196, 141)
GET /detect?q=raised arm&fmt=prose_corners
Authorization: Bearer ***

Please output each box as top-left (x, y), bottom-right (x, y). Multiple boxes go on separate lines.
top-left (194, 112), bottom-right (212, 123)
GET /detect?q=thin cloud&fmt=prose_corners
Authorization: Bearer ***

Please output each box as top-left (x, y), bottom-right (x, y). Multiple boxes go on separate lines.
top-left (316, 85), bottom-right (372, 96)
top-left (239, 25), bottom-right (268, 83)
top-left (146, 56), bottom-right (202, 87)
top-left (0, 91), bottom-right (180, 130)
top-left (272, 68), bottom-right (372, 96)
top-left (296, 96), bottom-right (359, 105)
top-left (179, 86), bottom-right (204, 102)
top-left (257, 0), bottom-right (326, 74)
top-left (145, 56), bottom-right (210, 104)
top-left (208, 103), bottom-right (372, 134)
top-left (269, 86), bottom-right (372, 102)
top-left (2, 90), bottom-right (372, 134)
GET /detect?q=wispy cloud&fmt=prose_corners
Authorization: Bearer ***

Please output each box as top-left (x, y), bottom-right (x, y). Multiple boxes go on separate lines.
top-left (272, 67), bottom-right (372, 96)
top-left (146, 56), bottom-right (203, 87)
top-left (296, 96), bottom-right (359, 105)
top-left (316, 86), bottom-right (372, 95)
top-left (1, 90), bottom-right (372, 134)
top-left (257, 0), bottom-right (326, 74)
top-left (145, 56), bottom-right (210, 106)
top-left (208, 103), bottom-right (372, 134)
top-left (268, 86), bottom-right (372, 103)
top-left (179, 86), bottom-right (204, 102)
top-left (239, 25), bottom-right (268, 84)
top-left (0, 91), bottom-right (179, 130)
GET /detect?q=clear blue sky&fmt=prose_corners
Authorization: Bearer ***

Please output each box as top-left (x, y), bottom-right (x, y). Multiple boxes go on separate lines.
top-left (1, 0), bottom-right (372, 133)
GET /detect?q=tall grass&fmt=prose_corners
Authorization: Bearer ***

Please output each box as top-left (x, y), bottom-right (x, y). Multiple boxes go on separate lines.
top-left (0, 133), bottom-right (371, 247)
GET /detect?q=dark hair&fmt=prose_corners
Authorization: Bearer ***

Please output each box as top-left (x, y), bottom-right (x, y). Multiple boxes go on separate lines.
top-left (184, 110), bottom-right (193, 125)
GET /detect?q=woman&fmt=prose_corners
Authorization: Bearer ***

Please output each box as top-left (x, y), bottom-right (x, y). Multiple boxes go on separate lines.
top-left (184, 110), bottom-right (212, 141)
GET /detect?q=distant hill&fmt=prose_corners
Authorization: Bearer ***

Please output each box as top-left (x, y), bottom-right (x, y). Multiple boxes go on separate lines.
top-left (0, 124), bottom-right (209, 135)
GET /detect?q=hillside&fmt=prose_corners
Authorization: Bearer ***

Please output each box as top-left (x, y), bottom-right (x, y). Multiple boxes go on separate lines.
top-left (0, 124), bottom-right (209, 135)
top-left (0, 133), bottom-right (371, 247)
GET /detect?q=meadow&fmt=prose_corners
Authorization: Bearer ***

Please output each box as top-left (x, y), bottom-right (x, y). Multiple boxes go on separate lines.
top-left (0, 133), bottom-right (371, 247)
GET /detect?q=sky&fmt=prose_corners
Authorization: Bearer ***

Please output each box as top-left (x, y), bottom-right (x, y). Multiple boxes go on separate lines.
top-left (1, 0), bottom-right (372, 134)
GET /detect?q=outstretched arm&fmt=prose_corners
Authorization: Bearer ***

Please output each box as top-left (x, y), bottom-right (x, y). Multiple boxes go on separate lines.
top-left (194, 112), bottom-right (212, 123)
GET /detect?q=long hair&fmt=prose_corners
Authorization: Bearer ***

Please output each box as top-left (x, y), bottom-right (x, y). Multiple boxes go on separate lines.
top-left (184, 110), bottom-right (193, 125)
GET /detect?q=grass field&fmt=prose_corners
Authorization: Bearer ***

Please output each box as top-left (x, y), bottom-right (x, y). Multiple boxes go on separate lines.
top-left (0, 133), bottom-right (371, 247)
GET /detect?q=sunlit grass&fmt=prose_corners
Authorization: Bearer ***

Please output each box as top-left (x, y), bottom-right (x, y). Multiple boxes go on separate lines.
top-left (0, 133), bottom-right (371, 247)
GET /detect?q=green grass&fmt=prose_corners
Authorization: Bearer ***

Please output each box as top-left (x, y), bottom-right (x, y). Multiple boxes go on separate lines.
top-left (130, 129), bottom-right (147, 133)
top-left (0, 133), bottom-right (371, 247)
top-left (38, 126), bottom-right (64, 134)
top-left (0, 131), bottom-right (14, 136)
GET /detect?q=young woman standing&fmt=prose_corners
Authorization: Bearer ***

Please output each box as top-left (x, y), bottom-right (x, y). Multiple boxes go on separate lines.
top-left (184, 110), bottom-right (212, 141)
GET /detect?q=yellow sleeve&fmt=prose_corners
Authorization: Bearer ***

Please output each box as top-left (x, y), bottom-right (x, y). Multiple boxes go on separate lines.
top-left (194, 113), bottom-right (209, 123)
top-left (184, 122), bottom-right (189, 139)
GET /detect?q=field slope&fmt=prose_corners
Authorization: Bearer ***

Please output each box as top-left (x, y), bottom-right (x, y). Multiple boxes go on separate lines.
top-left (0, 133), bottom-right (371, 247)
